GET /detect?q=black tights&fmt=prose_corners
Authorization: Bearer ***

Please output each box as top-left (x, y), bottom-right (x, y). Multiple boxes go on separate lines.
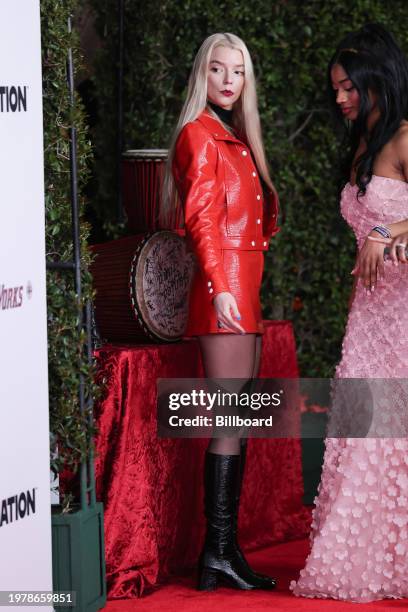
top-left (198, 334), bottom-right (262, 455)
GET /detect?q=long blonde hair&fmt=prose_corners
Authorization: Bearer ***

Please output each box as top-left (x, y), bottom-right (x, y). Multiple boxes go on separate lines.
top-left (161, 32), bottom-right (273, 227)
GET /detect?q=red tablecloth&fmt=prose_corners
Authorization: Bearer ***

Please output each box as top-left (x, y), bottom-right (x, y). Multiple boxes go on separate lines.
top-left (94, 321), bottom-right (311, 598)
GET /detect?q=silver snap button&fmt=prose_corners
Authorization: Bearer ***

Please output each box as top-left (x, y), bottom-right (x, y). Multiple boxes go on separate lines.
top-left (256, 195), bottom-right (261, 200)
top-left (257, 219), bottom-right (261, 224)
top-left (208, 281), bottom-right (212, 287)
top-left (242, 150), bottom-right (248, 156)
top-left (209, 288), bottom-right (214, 294)
top-left (252, 171), bottom-right (256, 177)
top-left (251, 240), bottom-right (256, 246)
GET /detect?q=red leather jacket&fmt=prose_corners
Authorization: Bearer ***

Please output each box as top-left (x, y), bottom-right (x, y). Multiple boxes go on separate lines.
top-left (173, 111), bottom-right (279, 296)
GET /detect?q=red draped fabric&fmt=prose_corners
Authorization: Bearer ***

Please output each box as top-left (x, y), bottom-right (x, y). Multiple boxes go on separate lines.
top-left (93, 321), bottom-right (311, 599)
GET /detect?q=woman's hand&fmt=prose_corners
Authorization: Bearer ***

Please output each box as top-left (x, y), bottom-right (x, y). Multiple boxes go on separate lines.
top-left (352, 236), bottom-right (385, 292)
top-left (389, 232), bottom-right (408, 264)
top-left (213, 292), bottom-right (245, 334)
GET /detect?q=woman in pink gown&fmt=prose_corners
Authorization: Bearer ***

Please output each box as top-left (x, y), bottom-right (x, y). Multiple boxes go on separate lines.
top-left (291, 24), bottom-right (408, 603)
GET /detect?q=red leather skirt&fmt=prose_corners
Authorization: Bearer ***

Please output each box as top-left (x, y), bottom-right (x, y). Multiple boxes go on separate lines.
top-left (185, 250), bottom-right (264, 337)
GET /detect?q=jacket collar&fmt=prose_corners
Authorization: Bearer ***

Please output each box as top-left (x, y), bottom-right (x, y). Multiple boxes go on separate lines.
top-left (196, 110), bottom-right (244, 144)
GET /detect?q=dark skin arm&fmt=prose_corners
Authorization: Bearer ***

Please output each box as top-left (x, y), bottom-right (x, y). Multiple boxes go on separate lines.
top-left (353, 131), bottom-right (408, 290)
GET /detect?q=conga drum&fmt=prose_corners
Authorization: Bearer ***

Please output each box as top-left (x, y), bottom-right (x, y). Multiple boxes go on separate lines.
top-left (122, 149), bottom-right (184, 232)
top-left (90, 231), bottom-right (196, 343)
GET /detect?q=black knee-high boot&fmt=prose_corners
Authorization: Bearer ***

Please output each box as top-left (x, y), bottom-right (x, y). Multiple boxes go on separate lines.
top-left (232, 440), bottom-right (277, 587)
top-left (197, 452), bottom-right (276, 591)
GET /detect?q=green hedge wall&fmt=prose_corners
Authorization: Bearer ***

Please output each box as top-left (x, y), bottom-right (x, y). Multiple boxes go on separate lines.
top-left (41, 0), bottom-right (95, 492)
top-left (90, 0), bottom-right (408, 376)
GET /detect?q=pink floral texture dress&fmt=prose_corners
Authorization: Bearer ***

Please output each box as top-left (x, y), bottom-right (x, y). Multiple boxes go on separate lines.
top-left (291, 176), bottom-right (408, 603)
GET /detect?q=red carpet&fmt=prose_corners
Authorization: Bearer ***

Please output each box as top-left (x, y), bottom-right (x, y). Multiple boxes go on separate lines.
top-left (104, 539), bottom-right (408, 611)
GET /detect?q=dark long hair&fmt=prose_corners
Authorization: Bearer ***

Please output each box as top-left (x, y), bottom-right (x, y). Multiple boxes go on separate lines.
top-left (328, 23), bottom-right (408, 196)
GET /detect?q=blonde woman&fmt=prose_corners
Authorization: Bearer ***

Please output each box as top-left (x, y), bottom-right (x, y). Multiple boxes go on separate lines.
top-left (164, 33), bottom-right (279, 591)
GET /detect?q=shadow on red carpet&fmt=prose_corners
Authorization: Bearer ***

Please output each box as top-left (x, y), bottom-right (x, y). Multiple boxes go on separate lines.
top-left (104, 539), bottom-right (408, 612)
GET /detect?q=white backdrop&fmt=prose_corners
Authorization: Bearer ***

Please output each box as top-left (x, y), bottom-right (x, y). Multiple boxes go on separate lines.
top-left (0, 0), bottom-right (53, 603)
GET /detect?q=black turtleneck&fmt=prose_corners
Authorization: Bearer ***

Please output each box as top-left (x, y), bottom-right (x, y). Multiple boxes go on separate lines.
top-left (208, 101), bottom-right (234, 127)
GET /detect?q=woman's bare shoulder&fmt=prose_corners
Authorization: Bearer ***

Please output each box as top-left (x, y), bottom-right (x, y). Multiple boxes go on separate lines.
top-left (390, 122), bottom-right (408, 177)
top-left (393, 121), bottom-right (408, 151)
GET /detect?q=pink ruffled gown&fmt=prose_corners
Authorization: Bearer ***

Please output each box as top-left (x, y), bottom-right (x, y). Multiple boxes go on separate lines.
top-left (290, 176), bottom-right (408, 603)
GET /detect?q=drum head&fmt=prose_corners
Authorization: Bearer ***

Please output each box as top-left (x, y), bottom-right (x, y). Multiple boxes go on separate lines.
top-left (129, 231), bottom-right (195, 342)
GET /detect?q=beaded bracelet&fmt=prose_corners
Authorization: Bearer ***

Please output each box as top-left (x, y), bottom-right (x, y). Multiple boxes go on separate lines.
top-left (367, 235), bottom-right (391, 245)
top-left (372, 225), bottom-right (392, 239)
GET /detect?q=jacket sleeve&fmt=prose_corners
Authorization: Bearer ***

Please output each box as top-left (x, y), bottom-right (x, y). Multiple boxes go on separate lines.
top-left (173, 122), bottom-right (230, 297)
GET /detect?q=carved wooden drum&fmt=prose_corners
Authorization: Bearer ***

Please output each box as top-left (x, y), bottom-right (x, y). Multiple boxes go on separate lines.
top-left (91, 231), bottom-right (195, 343)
